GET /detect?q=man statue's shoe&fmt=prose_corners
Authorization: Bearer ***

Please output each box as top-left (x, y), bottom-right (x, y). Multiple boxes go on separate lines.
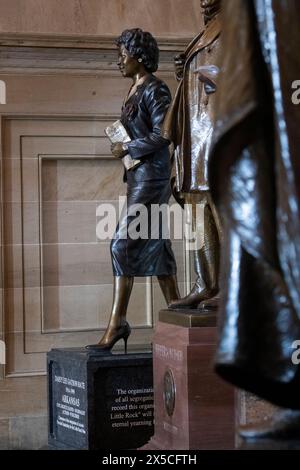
top-left (168, 293), bottom-right (202, 309)
top-left (239, 409), bottom-right (300, 440)
top-left (199, 295), bottom-right (219, 310)
top-left (169, 286), bottom-right (218, 310)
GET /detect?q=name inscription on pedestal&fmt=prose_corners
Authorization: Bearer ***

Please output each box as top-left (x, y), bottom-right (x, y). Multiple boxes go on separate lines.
top-left (48, 351), bottom-right (154, 449)
top-left (109, 386), bottom-right (154, 430)
top-left (52, 373), bottom-right (87, 446)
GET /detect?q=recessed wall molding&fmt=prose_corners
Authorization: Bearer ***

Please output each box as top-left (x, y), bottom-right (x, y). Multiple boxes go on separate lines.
top-left (0, 47), bottom-right (181, 74)
top-left (0, 32), bottom-right (191, 51)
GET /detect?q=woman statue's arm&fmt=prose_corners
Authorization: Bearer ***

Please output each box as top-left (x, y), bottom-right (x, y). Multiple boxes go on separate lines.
top-left (126, 82), bottom-right (171, 160)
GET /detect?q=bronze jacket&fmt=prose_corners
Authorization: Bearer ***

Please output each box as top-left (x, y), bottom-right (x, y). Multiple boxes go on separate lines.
top-left (209, 0), bottom-right (300, 408)
top-left (122, 74), bottom-right (172, 184)
top-left (162, 16), bottom-right (221, 192)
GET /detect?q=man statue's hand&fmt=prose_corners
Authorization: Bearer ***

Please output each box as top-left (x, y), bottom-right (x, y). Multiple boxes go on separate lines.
top-left (174, 54), bottom-right (186, 81)
top-left (111, 142), bottom-right (128, 159)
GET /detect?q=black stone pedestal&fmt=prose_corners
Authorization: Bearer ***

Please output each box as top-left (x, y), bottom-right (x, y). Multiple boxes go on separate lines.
top-left (47, 348), bottom-right (154, 450)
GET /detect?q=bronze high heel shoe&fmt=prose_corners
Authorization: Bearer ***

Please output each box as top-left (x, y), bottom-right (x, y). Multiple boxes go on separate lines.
top-left (86, 321), bottom-right (131, 353)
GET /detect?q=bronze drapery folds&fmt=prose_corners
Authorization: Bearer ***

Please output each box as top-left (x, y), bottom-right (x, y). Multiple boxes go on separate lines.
top-left (209, 0), bottom-right (300, 409)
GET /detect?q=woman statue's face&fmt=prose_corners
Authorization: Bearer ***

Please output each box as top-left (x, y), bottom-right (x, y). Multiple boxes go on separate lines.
top-left (117, 44), bottom-right (140, 78)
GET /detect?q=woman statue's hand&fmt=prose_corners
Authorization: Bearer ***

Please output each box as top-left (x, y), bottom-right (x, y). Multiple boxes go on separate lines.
top-left (111, 142), bottom-right (129, 159)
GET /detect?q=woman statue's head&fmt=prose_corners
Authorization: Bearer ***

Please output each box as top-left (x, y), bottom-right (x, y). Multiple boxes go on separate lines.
top-left (116, 28), bottom-right (159, 74)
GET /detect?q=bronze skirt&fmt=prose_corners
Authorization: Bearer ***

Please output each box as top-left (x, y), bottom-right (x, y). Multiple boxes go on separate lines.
top-left (111, 179), bottom-right (177, 277)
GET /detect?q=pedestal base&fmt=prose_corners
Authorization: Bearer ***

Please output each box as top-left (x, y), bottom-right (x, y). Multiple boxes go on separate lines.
top-left (47, 348), bottom-right (154, 450)
top-left (146, 310), bottom-right (235, 450)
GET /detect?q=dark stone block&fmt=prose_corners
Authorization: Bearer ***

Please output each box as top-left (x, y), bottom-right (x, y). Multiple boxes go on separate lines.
top-left (47, 348), bottom-right (154, 450)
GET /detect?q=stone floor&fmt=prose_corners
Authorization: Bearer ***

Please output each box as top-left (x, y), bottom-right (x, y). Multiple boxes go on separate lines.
top-left (0, 375), bottom-right (47, 449)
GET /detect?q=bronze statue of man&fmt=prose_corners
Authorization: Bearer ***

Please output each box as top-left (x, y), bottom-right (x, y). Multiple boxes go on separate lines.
top-left (163, 0), bottom-right (222, 309)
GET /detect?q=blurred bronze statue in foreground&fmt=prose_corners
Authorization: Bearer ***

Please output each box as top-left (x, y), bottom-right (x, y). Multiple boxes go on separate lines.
top-left (209, 0), bottom-right (300, 438)
top-left (163, 0), bottom-right (222, 310)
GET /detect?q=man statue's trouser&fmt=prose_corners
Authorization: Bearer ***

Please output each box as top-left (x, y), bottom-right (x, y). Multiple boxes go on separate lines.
top-left (170, 191), bottom-right (221, 309)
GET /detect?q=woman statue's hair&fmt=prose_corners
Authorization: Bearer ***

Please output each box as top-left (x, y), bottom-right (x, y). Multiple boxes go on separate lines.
top-left (116, 28), bottom-right (159, 73)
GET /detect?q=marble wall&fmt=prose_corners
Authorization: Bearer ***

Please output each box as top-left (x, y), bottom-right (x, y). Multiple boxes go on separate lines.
top-left (0, 0), bottom-right (202, 38)
top-left (0, 58), bottom-right (187, 376)
top-left (0, 0), bottom-right (198, 449)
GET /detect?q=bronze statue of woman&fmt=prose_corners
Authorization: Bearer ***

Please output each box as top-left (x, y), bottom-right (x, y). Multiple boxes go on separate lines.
top-left (87, 28), bottom-right (180, 351)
